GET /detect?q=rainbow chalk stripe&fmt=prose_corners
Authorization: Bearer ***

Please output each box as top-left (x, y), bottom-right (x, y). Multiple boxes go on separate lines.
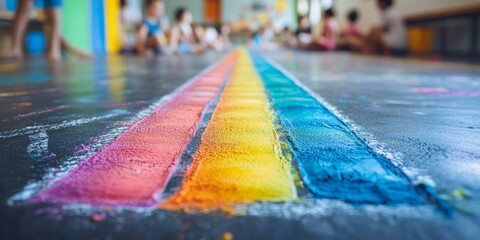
top-left (250, 51), bottom-right (423, 205)
top-left (32, 48), bottom-right (425, 211)
top-left (33, 53), bottom-right (237, 205)
top-left (162, 50), bottom-right (297, 212)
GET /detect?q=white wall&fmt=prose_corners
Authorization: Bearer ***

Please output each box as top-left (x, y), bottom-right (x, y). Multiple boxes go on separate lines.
top-left (334, 0), bottom-right (480, 31)
top-left (221, 0), bottom-right (297, 29)
top-left (222, 0), bottom-right (279, 22)
top-left (162, 0), bottom-right (297, 28)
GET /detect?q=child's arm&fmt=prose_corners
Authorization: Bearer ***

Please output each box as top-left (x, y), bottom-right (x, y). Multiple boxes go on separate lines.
top-left (136, 25), bottom-right (149, 55)
top-left (168, 27), bottom-right (180, 53)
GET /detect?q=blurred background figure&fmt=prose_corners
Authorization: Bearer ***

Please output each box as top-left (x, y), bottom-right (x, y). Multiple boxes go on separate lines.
top-left (338, 9), bottom-right (364, 52)
top-left (295, 15), bottom-right (312, 48)
top-left (120, 0), bottom-right (141, 53)
top-left (169, 7), bottom-right (204, 54)
top-left (279, 26), bottom-right (295, 47)
top-left (5, 0), bottom-right (90, 61)
top-left (313, 8), bottom-right (338, 51)
top-left (344, 10), bottom-right (362, 38)
top-left (0, 0), bottom-right (477, 60)
top-left (363, 0), bottom-right (407, 55)
top-left (194, 24), bottom-right (228, 51)
top-left (250, 23), bottom-right (278, 50)
top-left (135, 0), bottom-right (169, 55)
top-left (220, 23), bottom-right (231, 47)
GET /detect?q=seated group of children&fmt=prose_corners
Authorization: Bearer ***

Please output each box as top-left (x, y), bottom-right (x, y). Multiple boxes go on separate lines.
top-left (279, 0), bottom-right (407, 56)
top-left (135, 0), bottom-right (406, 57)
top-left (132, 0), bottom-right (230, 56)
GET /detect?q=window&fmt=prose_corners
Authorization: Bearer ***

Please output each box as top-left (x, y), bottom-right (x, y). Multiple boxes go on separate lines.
top-left (310, 0), bottom-right (321, 24)
top-left (298, 0), bottom-right (309, 16)
top-left (298, 0), bottom-right (335, 25)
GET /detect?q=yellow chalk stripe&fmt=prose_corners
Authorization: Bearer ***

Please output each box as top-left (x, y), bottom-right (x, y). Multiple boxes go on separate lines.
top-left (161, 49), bottom-right (297, 213)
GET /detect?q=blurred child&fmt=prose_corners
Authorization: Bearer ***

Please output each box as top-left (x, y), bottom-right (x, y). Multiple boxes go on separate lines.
top-left (250, 27), bottom-right (277, 50)
top-left (120, 0), bottom-right (141, 52)
top-left (345, 10), bottom-right (362, 38)
top-left (194, 24), bottom-right (226, 51)
top-left (364, 0), bottom-right (407, 55)
top-left (136, 0), bottom-right (168, 55)
top-left (6, 0), bottom-right (90, 61)
top-left (339, 9), bottom-right (364, 51)
top-left (169, 7), bottom-right (204, 54)
top-left (220, 23), bottom-right (232, 47)
top-left (313, 8), bottom-right (339, 51)
top-left (251, 27), bottom-right (265, 46)
top-left (263, 21), bottom-right (275, 43)
top-left (304, 8), bottom-right (339, 51)
top-left (280, 27), bottom-right (295, 47)
top-left (295, 15), bottom-right (312, 48)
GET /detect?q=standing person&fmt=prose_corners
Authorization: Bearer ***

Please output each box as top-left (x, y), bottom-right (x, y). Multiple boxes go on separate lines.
top-left (136, 0), bottom-right (169, 55)
top-left (364, 0), bottom-right (407, 55)
top-left (6, 0), bottom-right (91, 62)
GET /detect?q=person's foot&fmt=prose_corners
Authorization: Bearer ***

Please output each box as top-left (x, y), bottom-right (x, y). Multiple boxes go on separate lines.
top-left (1, 49), bottom-right (24, 60)
top-left (47, 49), bottom-right (62, 62)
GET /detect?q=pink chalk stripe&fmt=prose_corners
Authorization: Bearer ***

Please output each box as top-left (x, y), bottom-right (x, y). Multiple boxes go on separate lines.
top-left (33, 54), bottom-right (236, 205)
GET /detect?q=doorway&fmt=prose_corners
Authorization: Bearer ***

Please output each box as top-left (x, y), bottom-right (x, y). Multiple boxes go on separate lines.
top-left (204, 0), bottom-right (221, 23)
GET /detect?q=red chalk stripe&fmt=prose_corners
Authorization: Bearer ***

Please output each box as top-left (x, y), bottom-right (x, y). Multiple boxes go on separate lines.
top-left (33, 54), bottom-right (237, 205)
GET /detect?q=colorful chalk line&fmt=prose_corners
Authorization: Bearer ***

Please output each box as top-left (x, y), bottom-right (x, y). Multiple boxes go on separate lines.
top-left (21, 48), bottom-right (444, 213)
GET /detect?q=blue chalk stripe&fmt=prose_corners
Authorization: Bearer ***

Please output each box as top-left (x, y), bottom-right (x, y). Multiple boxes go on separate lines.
top-left (250, 51), bottom-right (424, 205)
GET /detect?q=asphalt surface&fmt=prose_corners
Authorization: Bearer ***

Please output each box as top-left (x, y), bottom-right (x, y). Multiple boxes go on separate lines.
top-left (0, 50), bottom-right (479, 239)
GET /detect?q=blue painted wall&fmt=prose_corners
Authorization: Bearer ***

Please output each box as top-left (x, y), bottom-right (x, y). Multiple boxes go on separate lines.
top-left (91, 0), bottom-right (106, 53)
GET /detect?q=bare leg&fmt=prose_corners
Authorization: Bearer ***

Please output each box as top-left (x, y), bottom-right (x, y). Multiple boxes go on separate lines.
top-left (372, 28), bottom-right (389, 55)
top-left (363, 28), bottom-right (377, 54)
top-left (364, 27), bottom-right (389, 55)
top-left (7, 0), bottom-right (33, 59)
top-left (345, 36), bottom-right (365, 52)
top-left (167, 27), bottom-right (180, 54)
top-left (44, 7), bottom-right (62, 62)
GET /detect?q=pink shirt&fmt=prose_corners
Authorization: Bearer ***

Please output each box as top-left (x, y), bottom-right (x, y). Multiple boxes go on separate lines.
top-left (345, 23), bottom-right (362, 37)
top-left (320, 18), bottom-right (339, 51)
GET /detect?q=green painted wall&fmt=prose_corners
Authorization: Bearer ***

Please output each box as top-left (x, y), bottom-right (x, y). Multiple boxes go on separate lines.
top-left (62, 0), bottom-right (91, 52)
top-left (164, 0), bottom-right (204, 23)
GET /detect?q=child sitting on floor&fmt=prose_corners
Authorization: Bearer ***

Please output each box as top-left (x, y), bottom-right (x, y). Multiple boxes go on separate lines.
top-left (295, 15), bottom-right (313, 48)
top-left (136, 0), bottom-right (169, 55)
top-left (169, 7), bottom-right (204, 54)
top-left (345, 10), bottom-right (362, 38)
top-left (338, 9), bottom-right (364, 52)
top-left (280, 27), bottom-right (295, 47)
top-left (314, 8), bottom-right (339, 51)
top-left (364, 0), bottom-right (407, 55)
top-left (194, 24), bottom-right (227, 51)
